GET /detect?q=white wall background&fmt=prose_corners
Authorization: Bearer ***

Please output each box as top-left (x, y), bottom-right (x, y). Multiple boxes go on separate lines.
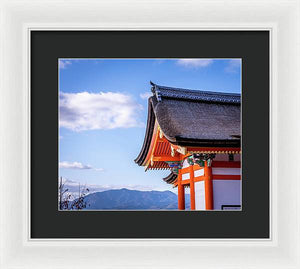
top-left (182, 173), bottom-right (190, 180)
top-left (195, 181), bottom-right (205, 210)
top-left (212, 168), bottom-right (241, 175)
top-left (194, 168), bottom-right (204, 177)
top-left (213, 180), bottom-right (241, 210)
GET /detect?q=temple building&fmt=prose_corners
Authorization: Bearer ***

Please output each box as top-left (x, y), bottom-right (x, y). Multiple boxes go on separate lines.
top-left (135, 82), bottom-right (241, 210)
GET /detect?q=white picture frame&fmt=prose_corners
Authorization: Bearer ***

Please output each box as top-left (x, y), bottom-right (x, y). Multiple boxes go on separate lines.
top-left (0, 0), bottom-right (299, 268)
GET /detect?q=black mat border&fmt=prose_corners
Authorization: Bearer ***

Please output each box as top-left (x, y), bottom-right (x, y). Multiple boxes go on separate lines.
top-left (31, 31), bottom-right (269, 238)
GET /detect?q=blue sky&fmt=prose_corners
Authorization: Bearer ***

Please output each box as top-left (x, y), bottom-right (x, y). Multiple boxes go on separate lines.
top-left (59, 58), bottom-right (241, 193)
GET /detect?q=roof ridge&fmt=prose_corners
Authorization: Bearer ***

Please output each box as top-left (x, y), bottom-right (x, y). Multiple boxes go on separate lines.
top-left (155, 84), bottom-right (240, 97)
top-left (150, 82), bottom-right (241, 104)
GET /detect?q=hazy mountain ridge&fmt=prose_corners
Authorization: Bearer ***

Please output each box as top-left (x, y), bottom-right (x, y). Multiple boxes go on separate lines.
top-left (83, 188), bottom-right (190, 210)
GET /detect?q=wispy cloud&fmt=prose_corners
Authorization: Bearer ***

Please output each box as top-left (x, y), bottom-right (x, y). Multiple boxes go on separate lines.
top-left (152, 59), bottom-right (166, 65)
top-left (59, 91), bottom-right (143, 131)
top-left (94, 168), bottom-right (105, 172)
top-left (140, 92), bottom-right (152, 100)
top-left (224, 59), bottom-right (241, 73)
top-left (59, 59), bottom-right (72, 69)
top-left (177, 59), bottom-right (213, 68)
top-left (59, 161), bottom-right (104, 171)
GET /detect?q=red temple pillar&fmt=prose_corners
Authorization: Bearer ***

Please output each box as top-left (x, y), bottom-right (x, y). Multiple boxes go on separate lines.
top-left (177, 170), bottom-right (185, 210)
top-left (189, 165), bottom-right (196, 210)
top-left (204, 161), bottom-right (214, 210)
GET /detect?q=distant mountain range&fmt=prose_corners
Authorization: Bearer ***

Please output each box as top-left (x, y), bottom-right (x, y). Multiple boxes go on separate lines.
top-left (82, 188), bottom-right (190, 210)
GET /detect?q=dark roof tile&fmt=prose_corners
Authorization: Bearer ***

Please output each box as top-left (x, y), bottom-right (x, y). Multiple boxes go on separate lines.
top-left (163, 172), bottom-right (178, 184)
top-left (151, 82), bottom-right (240, 104)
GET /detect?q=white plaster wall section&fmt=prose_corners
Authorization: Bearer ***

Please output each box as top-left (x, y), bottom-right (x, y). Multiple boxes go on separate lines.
top-left (182, 173), bottom-right (190, 180)
top-left (195, 180), bottom-right (205, 210)
top-left (213, 180), bottom-right (241, 210)
top-left (212, 168), bottom-right (241, 175)
top-left (194, 168), bottom-right (204, 177)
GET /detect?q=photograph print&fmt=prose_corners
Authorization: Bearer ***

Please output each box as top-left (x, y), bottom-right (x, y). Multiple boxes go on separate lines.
top-left (58, 58), bottom-right (241, 211)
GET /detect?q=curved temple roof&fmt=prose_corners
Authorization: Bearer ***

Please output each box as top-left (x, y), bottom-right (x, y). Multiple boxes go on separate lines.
top-left (135, 82), bottom-right (241, 166)
top-left (163, 172), bottom-right (178, 184)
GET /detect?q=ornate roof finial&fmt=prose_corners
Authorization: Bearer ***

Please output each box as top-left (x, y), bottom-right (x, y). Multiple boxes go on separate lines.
top-left (150, 81), bottom-right (162, 101)
top-left (150, 81), bottom-right (156, 94)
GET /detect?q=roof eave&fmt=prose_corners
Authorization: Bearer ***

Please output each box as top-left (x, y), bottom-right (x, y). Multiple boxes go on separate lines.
top-left (134, 97), bottom-right (156, 166)
top-left (163, 172), bottom-right (178, 184)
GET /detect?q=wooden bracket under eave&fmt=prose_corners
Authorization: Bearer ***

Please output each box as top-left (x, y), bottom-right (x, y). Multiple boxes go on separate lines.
top-left (170, 144), bottom-right (187, 156)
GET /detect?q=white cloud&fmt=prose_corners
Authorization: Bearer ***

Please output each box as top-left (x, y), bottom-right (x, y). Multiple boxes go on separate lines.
top-left (94, 168), bottom-right (105, 172)
top-left (59, 60), bottom-right (72, 69)
top-left (59, 161), bottom-right (93, 169)
top-left (140, 92), bottom-right (152, 100)
top-left (59, 161), bottom-right (104, 171)
top-left (59, 91), bottom-right (143, 131)
top-left (177, 59), bottom-right (213, 68)
top-left (224, 59), bottom-right (241, 73)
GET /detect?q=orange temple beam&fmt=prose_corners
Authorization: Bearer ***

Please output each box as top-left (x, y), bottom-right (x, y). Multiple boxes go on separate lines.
top-left (177, 170), bottom-right (185, 210)
top-left (152, 156), bottom-right (180, 162)
top-left (204, 161), bottom-right (214, 210)
top-left (189, 165), bottom-right (195, 210)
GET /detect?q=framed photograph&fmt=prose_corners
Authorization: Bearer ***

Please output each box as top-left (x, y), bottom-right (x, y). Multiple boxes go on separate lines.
top-left (57, 57), bottom-right (242, 213)
top-left (31, 31), bottom-right (267, 239)
top-left (1, 0), bottom-right (299, 268)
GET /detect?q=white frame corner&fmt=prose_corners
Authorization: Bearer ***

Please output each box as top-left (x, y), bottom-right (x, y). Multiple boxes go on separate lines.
top-left (1, 0), bottom-right (299, 268)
